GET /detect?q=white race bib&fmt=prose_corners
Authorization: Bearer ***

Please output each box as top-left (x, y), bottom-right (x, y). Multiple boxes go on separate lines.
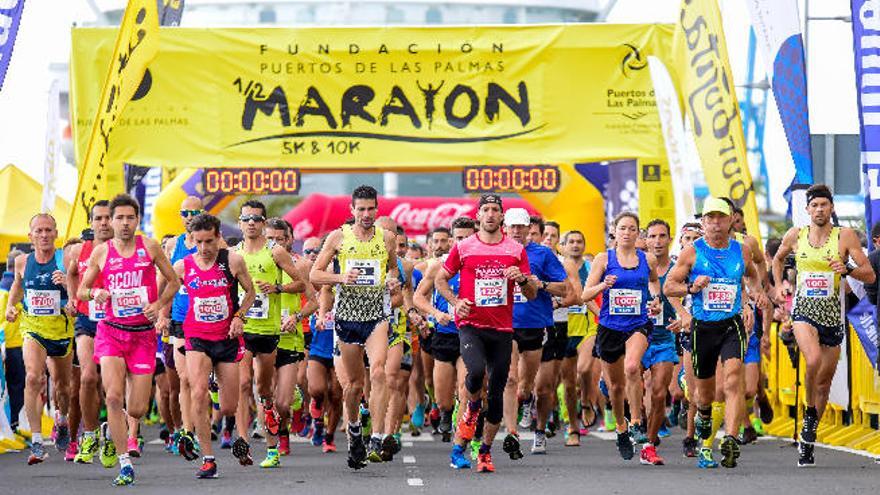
top-left (345, 259), bottom-right (380, 286)
top-left (242, 292), bottom-right (269, 319)
top-left (513, 284), bottom-right (527, 304)
top-left (801, 272), bottom-right (833, 298)
top-left (193, 296), bottom-right (229, 323)
top-left (702, 283), bottom-right (737, 312)
top-left (26, 289), bottom-right (60, 316)
top-left (475, 278), bottom-right (507, 307)
top-left (609, 289), bottom-right (641, 316)
top-left (110, 287), bottom-right (149, 318)
top-left (568, 304), bottom-right (586, 315)
top-left (652, 303), bottom-right (664, 327)
top-left (88, 299), bottom-right (106, 321)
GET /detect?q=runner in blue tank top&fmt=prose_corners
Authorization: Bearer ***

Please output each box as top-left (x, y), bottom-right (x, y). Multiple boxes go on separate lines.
top-left (664, 197), bottom-right (767, 470)
top-left (582, 212), bottom-right (661, 462)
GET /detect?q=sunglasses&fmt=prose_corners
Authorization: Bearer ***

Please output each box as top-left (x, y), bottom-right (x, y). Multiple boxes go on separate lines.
top-left (180, 210), bottom-right (203, 218)
top-left (239, 214), bottom-right (266, 223)
top-left (303, 248), bottom-right (319, 255)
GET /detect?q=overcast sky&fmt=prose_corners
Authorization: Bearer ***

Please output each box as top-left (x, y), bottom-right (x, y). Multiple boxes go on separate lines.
top-left (0, 0), bottom-right (859, 212)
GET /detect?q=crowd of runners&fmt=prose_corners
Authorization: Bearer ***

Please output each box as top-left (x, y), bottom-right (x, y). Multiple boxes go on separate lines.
top-left (0, 183), bottom-right (874, 485)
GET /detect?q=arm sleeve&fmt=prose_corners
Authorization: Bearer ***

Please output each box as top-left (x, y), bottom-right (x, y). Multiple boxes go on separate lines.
top-left (443, 244), bottom-right (462, 275)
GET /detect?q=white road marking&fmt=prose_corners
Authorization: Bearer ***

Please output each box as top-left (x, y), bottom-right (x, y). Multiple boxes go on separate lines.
top-left (403, 455), bottom-right (416, 464)
top-left (403, 441), bottom-right (414, 448)
top-left (407, 478), bottom-right (424, 487)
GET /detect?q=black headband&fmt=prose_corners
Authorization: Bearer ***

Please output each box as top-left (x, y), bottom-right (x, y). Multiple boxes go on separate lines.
top-left (479, 193), bottom-right (503, 209)
top-left (806, 189), bottom-right (833, 205)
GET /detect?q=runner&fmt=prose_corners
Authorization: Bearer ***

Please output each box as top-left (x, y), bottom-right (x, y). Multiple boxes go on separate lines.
top-left (174, 213), bottom-right (256, 479)
top-left (230, 200), bottom-right (307, 468)
top-left (413, 217), bottom-right (476, 443)
top-left (436, 193), bottom-right (536, 473)
top-left (664, 197), bottom-right (767, 469)
top-left (164, 196), bottom-right (203, 461)
top-left (640, 219), bottom-right (680, 465)
top-left (5, 213), bottom-right (76, 465)
top-left (542, 221), bottom-right (561, 251)
top-left (77, 194), bottom-right (180, 485)
top-left (558, 230), bottom-right (600, 447)
top-left (672, 223), bottom-right (702, 459)
top-left (770, 185), bottom-right (874, 467)
top-left (308, 277), bottom-right (344, 454)
top-left (66, 201), bottom-right (114, 465)
top-left (309, 185), bottom-right (401, 469)
top-left (503, 211), bottom-right (569, 456)
top-left (581, 212), bottom-right (661, 461)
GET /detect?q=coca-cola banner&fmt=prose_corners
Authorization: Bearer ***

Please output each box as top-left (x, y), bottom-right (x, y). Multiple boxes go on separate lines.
top-left (283, 194), bottom-right (539, 240)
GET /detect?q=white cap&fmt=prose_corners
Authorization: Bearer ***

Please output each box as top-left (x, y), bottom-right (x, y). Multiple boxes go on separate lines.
top-left (504, 208), bottom-right (531, 227)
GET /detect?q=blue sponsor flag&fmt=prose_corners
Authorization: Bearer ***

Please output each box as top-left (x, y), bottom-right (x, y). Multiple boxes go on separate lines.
top-left (0, 0), bottom-right (26, 92)
top-left (848, 297), bottom-right (878, 368)
top-left (852, 0), bottom-right (880, 241)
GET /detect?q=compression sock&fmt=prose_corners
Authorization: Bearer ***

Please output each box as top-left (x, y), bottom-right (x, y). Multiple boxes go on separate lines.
top-left (703, 401), bottom-right (725, 449)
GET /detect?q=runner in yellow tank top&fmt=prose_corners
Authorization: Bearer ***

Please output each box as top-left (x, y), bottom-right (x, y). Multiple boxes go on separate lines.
top-left (771, 185), bottom-right (874, 467)
top-left (310, 185), bottom-right (400, 469)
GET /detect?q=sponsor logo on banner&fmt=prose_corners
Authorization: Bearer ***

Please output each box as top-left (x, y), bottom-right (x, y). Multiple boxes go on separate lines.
top-left (849, 297), bottom-right (878, 367)
top-left (851, 0), bottom-right (880, 237)
top-left (389, 202), bottom-right (473, 233)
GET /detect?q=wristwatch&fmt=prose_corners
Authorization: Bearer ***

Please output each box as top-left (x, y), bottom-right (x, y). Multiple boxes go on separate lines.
top-left (541, 280), bottom-right (549, 291)
top-left (233, 311), bottom-right (248, 324)
top-left (517, 277), bottom-right (528, 287)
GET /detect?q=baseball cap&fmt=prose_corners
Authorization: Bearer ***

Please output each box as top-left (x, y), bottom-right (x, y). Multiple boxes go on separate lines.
top-left (504, 208), bottom-right (530, 227)
top-left (478, 193), bottom-right (503, 210)
top-left (702, 196), bottom-right (731, 216)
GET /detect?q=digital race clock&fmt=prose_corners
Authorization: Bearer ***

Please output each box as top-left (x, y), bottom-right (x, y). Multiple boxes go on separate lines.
top-left (462, 165), bottom-right (560, 193)
top-left (203, 168), bottom-right (300, 195)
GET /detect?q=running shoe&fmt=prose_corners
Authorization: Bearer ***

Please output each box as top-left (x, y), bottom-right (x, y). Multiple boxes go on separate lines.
top-left (127, 437), bottom-right (141, 458)
top-left (380, 434), bottom-right (397, 461)
top-left (367, 436), bottom-right (383, 463)
top-left (640, 443), bottom-right (665, 466)
top-left (322, 437), bottom-right (337, 453)
top-left (220, 431), bottom-right (233, 450)
top-left (309, 399), bottom-right (323, 421)
top-left (518, 401), bottom-right (534, 431)
top-left (264, 405), bottom-right (281, 437)
top-left (694, 412), bottom-right (712, 441)
top-left (112, 465), bottom-right (135, 486)
top-left (629, 424), bottom-right (648, 445)
top-left (602, 407), bottom-right (616, 433)
top-left (312, 420), bottom-right (325, 447)
top-left (797, 441), bottom-right (815, 468)
top-left (99, 424), bottom-right (118, 469)
top-left (76, 432), bottom-right (99, 464)
top-left (65, 440), bottom-right (79, 462)
top-left (616, 429), bottom-right (634, 460)
top-left (565, 430), bottom-right (580, 447)
top-left (347, 429), bottom-right (368, 469)
top-left (457, 407), bottom-right (479, 441)
top-left (232, 437), bottom-right (253, 466)
top-left (197, 458), bottom-right (218, 479)
top-left (476, 452), bottom-right (495, 473)
top-left (800, 412), bottom-right (819, 444)
top-left (55, 420), bottom-right (71, 453)
top-left (412, 403), bottom-right (426, 429)
top-left (503, 433), bottom-right (524, 460)
top-left (278, 433), bottom-right (291, 456)
top-left (298, 415), bottom-right (313, 438)
top-left (697, 447), bottom-right (718, 468)
top-left (170, 430), bottom-right (181, 455)
top-left (719, 435), bottom-right (740, 468)
top-left (178, 430), bottom-right (199, 461)
top-left (682, 437), bottom-right (698, 458)
top-left (359, 405), bottom-right (371, 439)
top-left (741, 425), bottom-right (758, 445)
top-left (439, 410), bottom-right (453, 443)
top-left (429, 405), bottom-right (441, 434)
top-left (658, 424), bottom-right (671, 438)
top-left (28, 442), bottom-right (48, 465)
top-left (470, 440), bottom-right (480, 461)
top-left (449, 444), bottom-right (471, 469)
top-left (757, 395), bottom-right (774, 425)
top-left (260, 447), bottom-right (281, 468)
top-left (752, 417), bottom-right (766, 436)
top-left (678, 400), bottom-right (689, 431)
top-left (531, 431), bottom-right (547, 455)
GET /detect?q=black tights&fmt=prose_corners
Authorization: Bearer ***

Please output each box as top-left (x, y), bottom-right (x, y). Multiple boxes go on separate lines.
top-left (458, 325), bottom-right (512, 425)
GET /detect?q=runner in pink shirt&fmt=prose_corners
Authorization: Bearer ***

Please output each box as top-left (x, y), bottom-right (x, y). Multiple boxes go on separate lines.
top-left (78, 194), bottom-right (180, 486)
top-left (435, 194), bottom-right (537, 473)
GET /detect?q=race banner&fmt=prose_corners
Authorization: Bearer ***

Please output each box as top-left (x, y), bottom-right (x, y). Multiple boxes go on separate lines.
top-left (158, 0), bottom-right (184, 26)
top-left (66, 0), bottom-right (160, 238)
top-left (849, 297), bottom-right (878, 368)
top-left (41, 79), bottom-right (60, 213)
top-left (851, 0), bottom-right (880, 238)
top-left (0, 0), bottom-right (26, 91)
top-left (69, 24), bottom-right (675, 171)
top-left (674, 0), bottom-right (761, 243)
top-left (648, 55), bottom-right (696, 232)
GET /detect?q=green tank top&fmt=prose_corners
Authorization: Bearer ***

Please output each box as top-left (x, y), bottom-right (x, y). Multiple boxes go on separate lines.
top-left (278, 270), bottom-right (304, 352)
top-left (236, 242), bottom-right (281, 336)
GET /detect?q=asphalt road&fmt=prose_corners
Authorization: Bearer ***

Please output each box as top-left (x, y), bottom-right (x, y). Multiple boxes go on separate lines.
top-left (0, 426), bottom-right (876, 494)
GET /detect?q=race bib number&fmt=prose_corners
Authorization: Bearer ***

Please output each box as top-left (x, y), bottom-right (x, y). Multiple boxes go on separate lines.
top-left (568, 304), bottom-right (586, 315)
top-left (110, 287), bottom-right (149, 318)
top-left (652, 304), bottom-right (664, 327)
top-left (513, 284), bottom-right (527, 304)
top-left (609, 289), bottom-right (641, 316)
top-left (345, 259), bottom-right (380, 286)
top-left (324, 313), bottom-right (336, 331)
top-left (242, 292), bottom-right (269, 319)
top-left (702, 283), bottom-right (737, 312)
top-left (194, 296), bottom-right (229, 323)
top-left (26, 289), bottom-right (60, 316)
top-left (88, 299), bottom-right (106, 321)
top-left (802, 272), bottom-right (833, 298)
top-left (475, 278), bottom-right (507, 307)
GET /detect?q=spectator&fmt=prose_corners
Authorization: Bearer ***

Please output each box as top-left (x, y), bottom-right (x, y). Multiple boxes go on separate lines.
top-left (1, 248), bottom-right (25, 431)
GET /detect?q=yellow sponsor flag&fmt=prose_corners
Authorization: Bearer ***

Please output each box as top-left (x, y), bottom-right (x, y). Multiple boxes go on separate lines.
top-left (66, 0), bottom-right (159, 238)
top-left (674, 0), bottom-right (761, 242)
